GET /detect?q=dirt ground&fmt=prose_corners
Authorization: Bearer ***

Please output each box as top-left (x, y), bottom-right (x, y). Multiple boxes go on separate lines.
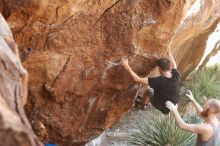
top-left (105, 105), bottom-right (154, 146)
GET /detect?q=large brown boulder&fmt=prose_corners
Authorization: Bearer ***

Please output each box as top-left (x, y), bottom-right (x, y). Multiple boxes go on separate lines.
top-left (0, 14), bottom-right (42, 146)
top-left (1, 0), bottom-right (219, 145)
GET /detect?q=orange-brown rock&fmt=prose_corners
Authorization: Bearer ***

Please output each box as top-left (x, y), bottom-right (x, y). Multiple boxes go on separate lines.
top-left (1, 0), bottom-right (220, 145)
top-left (0, 13), bottom-right (42, 146)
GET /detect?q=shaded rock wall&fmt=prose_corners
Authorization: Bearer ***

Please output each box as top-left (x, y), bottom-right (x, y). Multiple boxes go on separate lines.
top-left (1, 0), bottom-right (219, 145)
top-left (0, 14), bottom-right (42, 146)
top-left (171, 0), bottom-right (220, 78)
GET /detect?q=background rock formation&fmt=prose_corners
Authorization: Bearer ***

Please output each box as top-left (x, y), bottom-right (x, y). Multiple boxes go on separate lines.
top-left (171, 0), bottom-right (220, 79)
top-left (1, 0), bottom-right (219, 145)
top-left (0, 14), bottom-right (41, 146)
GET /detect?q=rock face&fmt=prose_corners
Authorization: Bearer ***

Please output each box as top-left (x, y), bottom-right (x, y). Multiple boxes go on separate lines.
top-left (1, 0), bottom-right (219, 145)
top-left (0, 14), bottom-right (42, 146)
top-left (171, 0), bottom-right (220, 79)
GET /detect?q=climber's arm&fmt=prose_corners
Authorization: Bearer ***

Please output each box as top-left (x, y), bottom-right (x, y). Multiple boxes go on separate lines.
top-left (121, 59), bottom-right (148, 85)
top-left (168, 49), bottom-right (177, 69)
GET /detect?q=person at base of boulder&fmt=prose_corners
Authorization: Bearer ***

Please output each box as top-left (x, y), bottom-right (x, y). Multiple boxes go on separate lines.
top-left (121, 49), bottom-right (180, 114)
top-left (166, 90), bottom-right (220, 146)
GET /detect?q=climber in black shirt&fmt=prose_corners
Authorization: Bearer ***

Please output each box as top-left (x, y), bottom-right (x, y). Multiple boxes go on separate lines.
top-left (121, 49), bottom-right (180, 114)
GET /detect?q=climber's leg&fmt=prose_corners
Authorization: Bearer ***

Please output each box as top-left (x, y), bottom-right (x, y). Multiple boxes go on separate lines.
top-left (142, 86), bottom-right (154, 106)
top-left (135, 95), bottom-right (142, 107)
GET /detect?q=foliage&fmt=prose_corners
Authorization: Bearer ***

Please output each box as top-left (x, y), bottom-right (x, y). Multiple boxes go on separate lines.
top-left (130, 110), bottom-right (196, 146)
top-left (183, 113), bottom-right (202, 124)
top-left (184, 64), bottom-right (220, 104)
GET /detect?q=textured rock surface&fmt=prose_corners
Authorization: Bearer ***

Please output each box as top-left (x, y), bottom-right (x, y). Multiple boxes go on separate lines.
top-left (0, 14), bottom-right (42, 146)
top-left (171, 0), bottom-right (220, 78)
top-left (1, 0), bottom-right (219, 145)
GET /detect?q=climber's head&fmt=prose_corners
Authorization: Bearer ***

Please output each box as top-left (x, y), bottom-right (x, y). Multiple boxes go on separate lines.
top-left (156, 58), bottom-right (171, 73)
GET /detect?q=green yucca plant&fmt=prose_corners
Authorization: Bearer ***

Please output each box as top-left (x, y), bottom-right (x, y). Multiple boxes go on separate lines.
top-left (130, 110), bottom-right (196, 146)
top-left (183, 113), bottom-right (202, 124)
top-left (184, 64), bottom-right (220, 104)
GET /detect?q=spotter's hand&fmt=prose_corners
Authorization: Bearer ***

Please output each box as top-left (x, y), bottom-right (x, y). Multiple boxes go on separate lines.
top-left (166, 101), bottom-right (177, 112)
top-left (185, 90), bottom-right (195, 101)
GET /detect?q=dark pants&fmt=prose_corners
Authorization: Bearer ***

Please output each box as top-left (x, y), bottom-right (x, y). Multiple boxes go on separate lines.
top-left (146, 88), bottom-right (170, 114)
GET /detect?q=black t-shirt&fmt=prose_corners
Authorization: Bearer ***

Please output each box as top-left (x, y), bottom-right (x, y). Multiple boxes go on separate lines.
top-left (148, 68), bottom-right (180, 114)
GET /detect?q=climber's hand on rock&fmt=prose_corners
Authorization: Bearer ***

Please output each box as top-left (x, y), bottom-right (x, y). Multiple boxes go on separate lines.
top-left (166, 101), bottom-right (177, 112)
top-left (185, 90), bottom-right (195, 101)
top-left (121, 58), bottom-right (129, 68)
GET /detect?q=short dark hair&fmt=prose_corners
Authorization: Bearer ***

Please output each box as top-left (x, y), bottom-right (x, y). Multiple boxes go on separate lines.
top-left (156, 58), bottom-right (171, 71)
